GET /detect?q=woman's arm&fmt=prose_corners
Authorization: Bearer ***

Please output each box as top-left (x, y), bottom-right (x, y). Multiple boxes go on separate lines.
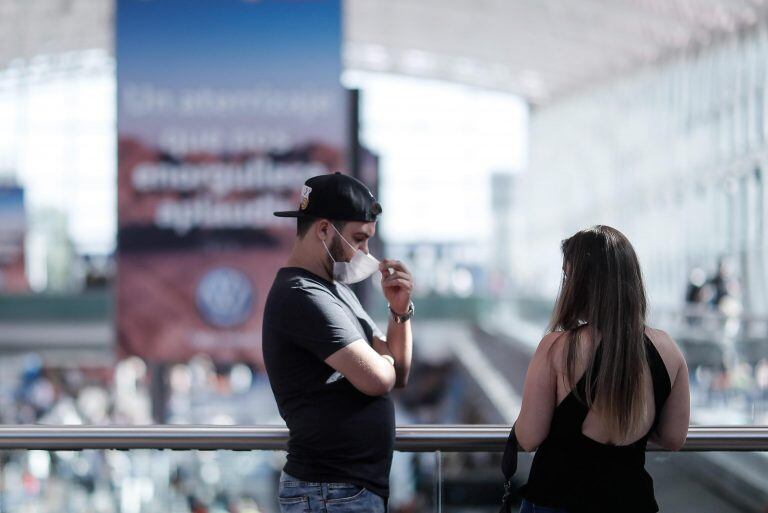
top-left (514, 332), bottom-right (562, 452)
top-left (649, 331), bottom-right (690, 450)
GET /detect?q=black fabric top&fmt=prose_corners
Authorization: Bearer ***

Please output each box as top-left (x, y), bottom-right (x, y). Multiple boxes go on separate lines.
top-left (262, 267), bottom-right (393, 498)
top-left (520, 335), bottom-right (672, 513)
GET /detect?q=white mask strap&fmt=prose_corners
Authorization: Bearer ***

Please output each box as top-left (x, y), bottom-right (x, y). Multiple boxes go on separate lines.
top-left (321, 239), bottom-right (335, 262)
top-left (331, 224), bottom-right (358, 251)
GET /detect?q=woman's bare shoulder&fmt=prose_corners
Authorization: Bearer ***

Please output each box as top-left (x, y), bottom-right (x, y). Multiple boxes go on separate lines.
top-left (539, 329), bottom-right (586, 374)
top-left (644, 325), bottom-right (686, 381)
top-left (534, 331), bottom-right (564, 365)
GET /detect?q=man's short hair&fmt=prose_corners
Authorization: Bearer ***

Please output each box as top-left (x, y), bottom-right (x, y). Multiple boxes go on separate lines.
top-left (297, 217), bottom-right (347, 238)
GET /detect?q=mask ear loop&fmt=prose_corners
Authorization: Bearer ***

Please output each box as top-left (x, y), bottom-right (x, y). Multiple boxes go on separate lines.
top-left (321, 238), bottom-right (336, 262)
top-left (331, 223), bottom-right (358, 252)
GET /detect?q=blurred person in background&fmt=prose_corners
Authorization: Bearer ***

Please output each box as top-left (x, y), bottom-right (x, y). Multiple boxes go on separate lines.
top-left (710, 256), bottom-right (741, 311)
top-left (756, 359), bottom-right (768, 404)
top-left (685, 266), bottom-right (707, 304)
top-left (513, 225), bottom-right (690, 513)
top-left (684, 266), bottom-right (712, 325)
top-left (709, 256), bottom-right (743, 339)
top-left (263, 173), bottom-right (414, 513)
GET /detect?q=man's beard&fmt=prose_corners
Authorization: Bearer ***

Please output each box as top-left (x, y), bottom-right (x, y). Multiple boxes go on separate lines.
top-left (326, 234), bottom-right (348, 275)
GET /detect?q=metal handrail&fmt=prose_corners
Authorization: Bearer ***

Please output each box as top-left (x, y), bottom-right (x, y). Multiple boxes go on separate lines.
top-left (653, 306), bottom-right (768, 324)
top-left (0, 425), bottom-right (766, 452)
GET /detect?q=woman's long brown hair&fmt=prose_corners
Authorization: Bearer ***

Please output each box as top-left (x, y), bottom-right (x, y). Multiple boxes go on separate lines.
top-left (548, 225), bottom-right (648, 440)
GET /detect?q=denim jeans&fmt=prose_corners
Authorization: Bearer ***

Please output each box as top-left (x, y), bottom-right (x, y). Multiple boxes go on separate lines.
top-left (278, 471), bottom-right (386, 513)
top-left (519, 498), bottom-right (572, 513)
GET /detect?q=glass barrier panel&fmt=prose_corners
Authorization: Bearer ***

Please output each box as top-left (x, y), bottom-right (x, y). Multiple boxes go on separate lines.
top-left (438, 451), bottom-right (768, 513)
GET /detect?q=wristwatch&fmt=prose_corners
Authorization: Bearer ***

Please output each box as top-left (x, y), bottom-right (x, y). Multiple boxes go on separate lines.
top-left (388, 301), bottom-right (415, 324)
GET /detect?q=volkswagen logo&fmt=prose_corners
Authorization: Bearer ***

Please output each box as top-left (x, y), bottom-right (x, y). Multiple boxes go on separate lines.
top-left (196, 267), bottom-right (254, 328)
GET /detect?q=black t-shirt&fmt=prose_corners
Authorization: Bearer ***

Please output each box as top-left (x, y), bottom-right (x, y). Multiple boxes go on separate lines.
top-left (262, 267), bottom-right (394, 498)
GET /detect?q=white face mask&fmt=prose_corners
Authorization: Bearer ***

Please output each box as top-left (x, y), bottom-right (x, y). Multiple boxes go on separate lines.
top-left (322, 225), bottom-right (380, 284)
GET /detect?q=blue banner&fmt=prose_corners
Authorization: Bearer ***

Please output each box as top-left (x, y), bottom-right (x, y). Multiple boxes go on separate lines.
top-left (117, 0), bottom-right (345, 364)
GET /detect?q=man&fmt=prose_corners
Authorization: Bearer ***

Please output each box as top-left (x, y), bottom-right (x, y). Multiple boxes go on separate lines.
top-left (263, 172), bottom-right (414, 513)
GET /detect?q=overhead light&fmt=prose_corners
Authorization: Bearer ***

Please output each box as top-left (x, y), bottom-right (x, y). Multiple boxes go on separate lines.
top-left (345, 43), bottom-right (392, 71)
top-left (451, 57), bottom-right (480, 80)
top-left (518, 69), bottom-right (543, 91)
top-left (400, 49), bottom-right (437, 74)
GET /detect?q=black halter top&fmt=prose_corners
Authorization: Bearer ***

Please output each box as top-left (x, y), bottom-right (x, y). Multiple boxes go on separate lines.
top-left (519, 335), bottom-right (673, 513)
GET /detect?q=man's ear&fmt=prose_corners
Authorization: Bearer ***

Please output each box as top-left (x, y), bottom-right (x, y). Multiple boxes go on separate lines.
top-left (316, 219), bottom-right (331, 241)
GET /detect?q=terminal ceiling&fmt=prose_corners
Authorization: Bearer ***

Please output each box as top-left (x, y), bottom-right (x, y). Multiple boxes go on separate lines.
top-left (1, 0), bottom-right (766, 104)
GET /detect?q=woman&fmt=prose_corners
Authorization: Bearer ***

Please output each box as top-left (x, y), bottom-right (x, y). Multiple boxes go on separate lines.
top-left (515, 226), bottom-right (690, 513)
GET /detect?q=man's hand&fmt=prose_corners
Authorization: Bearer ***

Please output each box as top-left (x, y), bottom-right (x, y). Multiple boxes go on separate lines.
top-left (379, 259), bottom-right (413, 314)
top-left (377, 259), bottom-right (414, 388)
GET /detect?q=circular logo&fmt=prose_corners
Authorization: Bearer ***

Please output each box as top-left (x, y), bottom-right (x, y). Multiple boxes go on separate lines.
top-left (196, 267), bottom-right (254, 328)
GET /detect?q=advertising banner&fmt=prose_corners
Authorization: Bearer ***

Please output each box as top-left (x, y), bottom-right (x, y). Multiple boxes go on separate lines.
top-left (117, 0), bottom-right (345, 364)
top-left (0, 184), bottom-right (28, 293)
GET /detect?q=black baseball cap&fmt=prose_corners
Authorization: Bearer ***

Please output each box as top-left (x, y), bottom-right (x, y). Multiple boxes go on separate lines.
top-left (274, 172), bottom-right (382, 222)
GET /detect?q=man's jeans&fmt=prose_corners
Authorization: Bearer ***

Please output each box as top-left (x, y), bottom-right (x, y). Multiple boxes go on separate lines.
top-left (278, 472), bottom-right (386, 513)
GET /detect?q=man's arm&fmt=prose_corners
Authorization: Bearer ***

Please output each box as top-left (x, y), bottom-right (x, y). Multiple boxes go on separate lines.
top-left (325, 340), bottom-right (396, 396)
top-left (374, 259), bottom-right (413, 388)
top-left (286, 286), bottom-right (396, 397)
top-left (373, 322), bottom-right (411, 389)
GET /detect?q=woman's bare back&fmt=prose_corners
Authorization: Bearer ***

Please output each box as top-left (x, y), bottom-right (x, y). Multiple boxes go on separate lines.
top-left (551, 326), bottom-right (683, 446)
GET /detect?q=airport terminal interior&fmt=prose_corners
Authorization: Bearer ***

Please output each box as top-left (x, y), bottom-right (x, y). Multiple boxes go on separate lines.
top-left (2, 0), bottom-right (768, 512)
